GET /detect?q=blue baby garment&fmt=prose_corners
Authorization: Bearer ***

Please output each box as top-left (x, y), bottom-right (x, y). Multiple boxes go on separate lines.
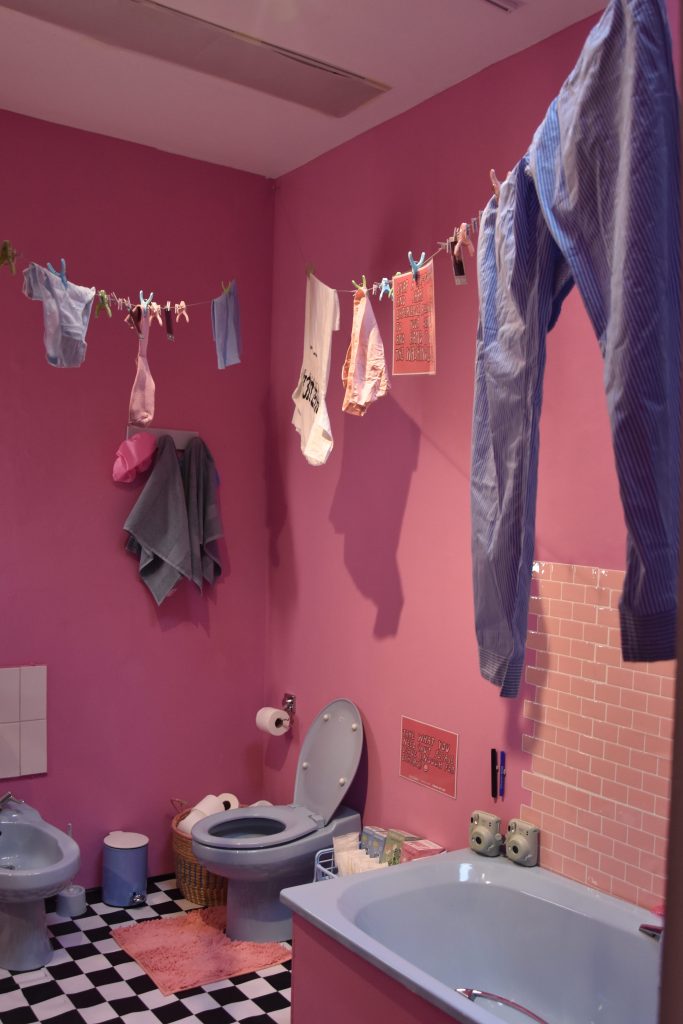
top-left (211, 281), bottom-right (241, 370)
top-left (22, 262), bottom-right (96, 367)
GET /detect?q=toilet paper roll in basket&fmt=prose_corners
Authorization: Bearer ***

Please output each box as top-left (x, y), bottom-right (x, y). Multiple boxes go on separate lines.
top-left (193, 794), bottom-right (224, 816)
top-left (256, 707), bottom-right (291, 736)
top-left (177, 808), bottom-right (206, 836)
top-left (217, 793), bottom-right (240, 810)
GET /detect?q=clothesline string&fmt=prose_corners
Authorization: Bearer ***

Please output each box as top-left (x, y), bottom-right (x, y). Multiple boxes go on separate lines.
top-left (336, 243), bottom-right (449, 294)
top-left (3, 170), bottom-right (496, 309)
top-left (0, 245), bottom-right (232, 314)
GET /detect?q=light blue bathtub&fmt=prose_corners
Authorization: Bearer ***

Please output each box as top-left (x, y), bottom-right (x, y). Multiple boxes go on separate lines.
top-left (281, 849), bottom-right (662, 1024)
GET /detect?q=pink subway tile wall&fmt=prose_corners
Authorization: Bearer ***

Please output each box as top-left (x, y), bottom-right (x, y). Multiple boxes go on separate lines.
top-left (521, 561), bottom-right (675, 909)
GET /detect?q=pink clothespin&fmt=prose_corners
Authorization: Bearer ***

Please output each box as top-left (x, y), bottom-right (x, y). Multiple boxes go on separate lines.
top-left (148, 301), bottom-right (163, 326)
top-left (490, 168), bottom-right (502, 201)
top-left (454, 223), bottom-right (475, 260)
top-left (175, 300), bottom-right (189, 323)
top-left (125, 304), bottom-right (143, 336)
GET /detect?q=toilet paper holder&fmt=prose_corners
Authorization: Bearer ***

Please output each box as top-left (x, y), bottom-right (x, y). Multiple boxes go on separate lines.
top-left (282, 693), bottom-right (296, 720)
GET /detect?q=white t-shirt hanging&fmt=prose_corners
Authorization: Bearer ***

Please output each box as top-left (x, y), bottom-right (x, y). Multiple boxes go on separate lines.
top-left (292, 273), bottom-right (340, 466)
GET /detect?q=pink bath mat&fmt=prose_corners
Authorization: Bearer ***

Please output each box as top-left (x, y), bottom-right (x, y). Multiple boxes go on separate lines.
top-left (111, 906), bottom-right (291, 995)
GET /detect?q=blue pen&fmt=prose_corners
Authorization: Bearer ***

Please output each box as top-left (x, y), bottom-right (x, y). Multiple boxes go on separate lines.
top-left (499, 750), bottom-right (506, 798)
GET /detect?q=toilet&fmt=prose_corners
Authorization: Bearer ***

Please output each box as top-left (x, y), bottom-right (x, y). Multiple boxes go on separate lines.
top-left (192, 698), bottom-right (363, 941)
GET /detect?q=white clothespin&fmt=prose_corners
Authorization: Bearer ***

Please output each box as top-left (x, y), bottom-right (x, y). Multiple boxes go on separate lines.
top-left (490, 168), bottom-right (501, 201)
top-left (175, 300), bottom-right (189, 323)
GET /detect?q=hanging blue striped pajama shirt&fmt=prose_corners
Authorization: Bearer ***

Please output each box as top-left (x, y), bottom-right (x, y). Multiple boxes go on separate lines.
top-left (471, 0), bottom-right (680, 697)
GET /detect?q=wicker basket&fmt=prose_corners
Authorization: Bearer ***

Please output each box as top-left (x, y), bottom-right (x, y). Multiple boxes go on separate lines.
top-left (171, 809), bottom-right (228, 906)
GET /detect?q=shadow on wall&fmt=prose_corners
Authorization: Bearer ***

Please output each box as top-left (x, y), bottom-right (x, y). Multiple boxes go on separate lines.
top-left (330, 395), bottom-right (421, 638)
top-left (345, 733), bottom-right (368, 820)
top-left (264, 395), bottom-right (290, 569)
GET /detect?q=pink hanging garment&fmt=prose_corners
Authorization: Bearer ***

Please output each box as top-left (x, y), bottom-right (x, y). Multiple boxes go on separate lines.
top-left (128, 309), bottom-right (155, 426)
top-left (342, 288), bottom-right (389, 415)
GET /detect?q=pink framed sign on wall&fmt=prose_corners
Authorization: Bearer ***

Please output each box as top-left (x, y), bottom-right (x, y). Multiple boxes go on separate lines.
top-left (400, 716), bottom-right (458, 798)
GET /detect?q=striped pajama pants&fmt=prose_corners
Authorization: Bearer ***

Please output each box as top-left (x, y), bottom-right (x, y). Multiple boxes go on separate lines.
top-left (471, 0), bottom-right (680, 697)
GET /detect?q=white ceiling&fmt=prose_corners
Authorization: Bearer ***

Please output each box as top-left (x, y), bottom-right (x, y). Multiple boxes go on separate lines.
top-left (0, 0), bottom-right (605, 178)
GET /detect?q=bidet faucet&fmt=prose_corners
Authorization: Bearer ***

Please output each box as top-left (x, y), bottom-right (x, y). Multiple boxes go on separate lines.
top-left (0, 792), bottom-right (24, 811)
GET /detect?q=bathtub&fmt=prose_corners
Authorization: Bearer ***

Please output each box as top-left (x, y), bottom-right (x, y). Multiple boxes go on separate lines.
top-left (281, 849), bottom-right (662, 1024)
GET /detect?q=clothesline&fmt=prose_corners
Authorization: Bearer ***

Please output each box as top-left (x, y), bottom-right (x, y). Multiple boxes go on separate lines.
top-left (317, 168), bottom-right (502, 297)
top-left (0, 241), bottom-right (236, 324)
top-left (0, 169), bottom-right (500, 325)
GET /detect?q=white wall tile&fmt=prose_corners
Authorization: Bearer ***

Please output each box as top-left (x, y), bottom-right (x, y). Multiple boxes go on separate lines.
top-left (0, 722), bottom-right (21, 778)
top-left (20, 719), bottom-right (47, 776)
top-left (20, 666), bottom-right (47, 721)
top-left (0, 668), bottom-right (20, 724)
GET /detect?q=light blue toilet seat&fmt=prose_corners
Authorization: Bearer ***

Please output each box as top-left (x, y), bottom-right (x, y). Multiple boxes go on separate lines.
top-left (192, 805), bottom-right (322, 850)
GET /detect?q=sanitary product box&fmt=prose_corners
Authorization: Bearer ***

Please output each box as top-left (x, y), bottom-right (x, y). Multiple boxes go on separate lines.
top-left (400, 838), bottom-right (445, 862)
top-left (361, 826), bottom-right (388, 860)
top-left (381, 828), bottom-right (422, 865)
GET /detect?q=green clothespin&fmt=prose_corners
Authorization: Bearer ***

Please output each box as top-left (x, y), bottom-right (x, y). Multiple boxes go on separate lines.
top-left (352, 274), bottom-right (368, 292)
top-left (221, 279), bottom-right (234, 295)
top-left (0, 239), bottom-right (17, 275)
top-left (94, 289), bottom-right (112, 318)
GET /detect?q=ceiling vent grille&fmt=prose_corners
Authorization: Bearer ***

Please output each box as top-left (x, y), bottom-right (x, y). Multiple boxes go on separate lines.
top-left (480, 0), bottom-right (525, 11)
top-left (0, 0), bottom-right (390, 117)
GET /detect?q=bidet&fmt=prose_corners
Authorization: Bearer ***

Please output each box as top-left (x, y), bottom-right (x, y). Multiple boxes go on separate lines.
top-left (0, 798), bottom-right (80, 970)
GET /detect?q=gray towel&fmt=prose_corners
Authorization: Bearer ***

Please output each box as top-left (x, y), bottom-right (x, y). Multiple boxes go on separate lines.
top-left (124, 435), bottom-right (192, 605)
top-left (181, 437), bottom-right (223, 588)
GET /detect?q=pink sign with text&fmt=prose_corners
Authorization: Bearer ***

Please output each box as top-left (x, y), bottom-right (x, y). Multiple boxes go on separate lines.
top-left (400, 716), bottom-right (458, 798)
top-left (392, 260), bottom-right (436, 375)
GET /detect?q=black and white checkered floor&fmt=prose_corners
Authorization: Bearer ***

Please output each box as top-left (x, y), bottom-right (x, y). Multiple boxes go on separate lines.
top-left (0, 876), bottom-right (291, 1024)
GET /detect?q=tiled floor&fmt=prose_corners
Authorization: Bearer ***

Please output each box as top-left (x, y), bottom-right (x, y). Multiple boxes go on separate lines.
top-left (0, 877), bottom-right (291, 1024)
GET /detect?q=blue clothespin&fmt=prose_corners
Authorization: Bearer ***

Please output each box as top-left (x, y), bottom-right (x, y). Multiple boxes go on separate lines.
top-left (408, 251), bottom-right (426, 281)
top-left (139, 290), bottom-right (154, 315)
top-left (379, 277), bottom-right (393, 301)
top-left (47, 258), bottom-right (68, 287)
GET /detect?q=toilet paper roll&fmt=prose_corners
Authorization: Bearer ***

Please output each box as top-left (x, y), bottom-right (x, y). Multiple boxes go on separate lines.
top-left (56, 884), bottom-right (87, 918)
top-left (192, 794), bottom-right (224, 817)
top-left (177, 808), bottom-right (206, 836)
top-left (255, 707), bottom-right (291, 736)
top-left (217, 793), bottom-right (240, 811)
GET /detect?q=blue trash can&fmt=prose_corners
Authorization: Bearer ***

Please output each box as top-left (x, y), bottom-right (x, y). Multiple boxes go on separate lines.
top-left (102, 831), bottom-right (149, 907)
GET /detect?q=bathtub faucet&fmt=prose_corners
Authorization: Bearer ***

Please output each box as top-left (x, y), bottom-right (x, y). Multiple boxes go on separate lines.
top-left (0, 792), bottom-right (24, 811)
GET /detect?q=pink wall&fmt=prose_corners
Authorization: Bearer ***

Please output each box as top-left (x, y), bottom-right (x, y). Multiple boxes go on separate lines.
top-left (263, 16), bottom-right (629, 854)
top-left (0, 110), bottom-right (274, 886)
top-left (0, 3), bottom-right (676, 900)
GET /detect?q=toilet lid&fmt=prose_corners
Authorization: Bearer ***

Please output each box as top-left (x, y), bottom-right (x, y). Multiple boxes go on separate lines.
top-left (293, 699), bottom-right (363, 826)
